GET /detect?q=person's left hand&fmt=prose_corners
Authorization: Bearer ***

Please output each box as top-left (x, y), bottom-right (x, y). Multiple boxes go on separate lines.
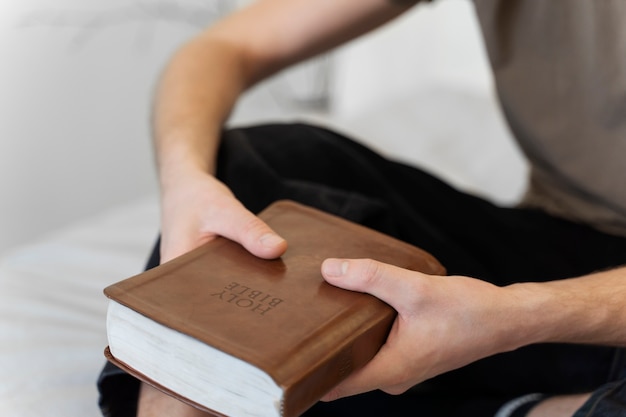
top-left (320, 258), bottom-right (525, 400)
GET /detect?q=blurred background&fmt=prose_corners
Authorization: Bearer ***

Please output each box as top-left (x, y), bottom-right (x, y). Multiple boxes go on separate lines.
top-left (0, 0), bottom-right (525, 256)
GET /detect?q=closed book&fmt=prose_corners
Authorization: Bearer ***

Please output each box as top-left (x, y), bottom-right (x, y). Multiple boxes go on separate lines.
top-left (104, 200), bottom-right (445, 417)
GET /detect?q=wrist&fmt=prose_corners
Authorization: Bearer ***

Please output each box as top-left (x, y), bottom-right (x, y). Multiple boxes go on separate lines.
top-left (502, 274), bottom-right (616, 347)
top-left (495, 282), bottom-right (557, 350)
top-left (157, 147), bottom-right (215, 191)
top-left (154, 126), bottom-right (221, 191)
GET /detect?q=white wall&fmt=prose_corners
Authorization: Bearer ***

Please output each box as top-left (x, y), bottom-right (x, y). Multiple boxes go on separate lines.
top-left (0, 0), bottom-right (231, 254)
top-left (0, 0), bottom-right (522, 255)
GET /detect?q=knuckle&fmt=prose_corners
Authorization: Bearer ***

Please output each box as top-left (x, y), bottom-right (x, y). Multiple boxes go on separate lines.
top-left (382, 384), bottom-right (411, 396)
top-left (239, 213), bottom-right (269, 238)
top-left (380, 373), bottom-right (414, 396)
top-left (360, 258), bottom-right (384, 285)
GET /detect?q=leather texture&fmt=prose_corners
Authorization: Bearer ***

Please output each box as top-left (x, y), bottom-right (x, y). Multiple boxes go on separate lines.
top-left (104, 200), bottom-right (445, 417)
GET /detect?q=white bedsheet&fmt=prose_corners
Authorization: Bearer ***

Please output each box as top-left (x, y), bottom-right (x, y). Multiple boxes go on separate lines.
top-left (0, 198), bottom-right (159, 417)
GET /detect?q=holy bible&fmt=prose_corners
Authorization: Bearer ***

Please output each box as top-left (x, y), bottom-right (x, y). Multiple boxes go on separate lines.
top-left (104, 200), bottom-right (445, 417)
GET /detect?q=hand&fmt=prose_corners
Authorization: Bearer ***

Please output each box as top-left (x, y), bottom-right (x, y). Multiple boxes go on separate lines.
top-left (138, 382), bottom-right (211, 417)
top-left (138, 170), bottom-right (288, 416)
top-left (527, 393), bottom-right (591, 417)
top-left (320, 258), bottom-right (523, 400)
top-left (159, 168), bottom-right (287, 263)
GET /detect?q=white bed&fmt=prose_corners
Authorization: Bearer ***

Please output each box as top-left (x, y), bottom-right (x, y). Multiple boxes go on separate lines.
top-left (0, 198), bottom-right (160, 416)
top-left (0, 1), bottom-right (529, 416)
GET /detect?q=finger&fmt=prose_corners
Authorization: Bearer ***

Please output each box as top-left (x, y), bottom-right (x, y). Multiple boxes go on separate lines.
top-left (321, 258), bottom-right (418, 310)
top-left (320, 258), bottom-right (427, 399)
top-left (215, 204), bottom-right (287, 259)
top-left (321, 338), bottom-right (408, 401)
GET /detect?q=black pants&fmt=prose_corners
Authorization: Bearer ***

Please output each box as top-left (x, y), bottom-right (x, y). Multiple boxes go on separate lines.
top-left (98, 123), bottom-right (626, 417)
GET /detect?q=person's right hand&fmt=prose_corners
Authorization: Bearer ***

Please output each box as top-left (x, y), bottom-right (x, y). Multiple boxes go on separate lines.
top-left (158, 167), bottom-right (287, 264)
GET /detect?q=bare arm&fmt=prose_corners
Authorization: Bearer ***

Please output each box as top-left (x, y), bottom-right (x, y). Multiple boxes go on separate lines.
top-left (153, 0), bottom-right (417, 263)
top-left (508, 267), bottom-right (626, 347)
top-left (139, 1), bottom-right (417, 415)
top-left (321, 259), bottom-right (626, 399)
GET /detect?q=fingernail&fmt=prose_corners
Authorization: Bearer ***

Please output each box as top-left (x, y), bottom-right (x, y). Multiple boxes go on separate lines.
top-left (323, 259), bottom-right (349, 277)
top-left (259, 233), bottom-right (285, 248)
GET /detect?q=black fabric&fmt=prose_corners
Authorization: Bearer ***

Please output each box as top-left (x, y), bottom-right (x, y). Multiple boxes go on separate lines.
top-left (574, 354), bottom-right (626, 417)
top-left (98, 123), bottom-right (626, 417)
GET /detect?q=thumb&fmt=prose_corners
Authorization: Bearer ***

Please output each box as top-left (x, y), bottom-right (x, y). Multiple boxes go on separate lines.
top-left (320, 258), bottom-right (423, 400)
top-left (219, 205), bottom-right (287, 259)
top-left (321, 258), bottom-right (417, 309)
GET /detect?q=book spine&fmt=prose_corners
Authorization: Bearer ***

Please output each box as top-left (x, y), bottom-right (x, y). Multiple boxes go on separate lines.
top-left (280, 309), bottom-right (395, 417)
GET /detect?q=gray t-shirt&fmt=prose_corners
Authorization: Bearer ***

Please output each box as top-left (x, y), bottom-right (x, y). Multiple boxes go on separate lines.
top-left (416, 0), bottom-right (626, 236)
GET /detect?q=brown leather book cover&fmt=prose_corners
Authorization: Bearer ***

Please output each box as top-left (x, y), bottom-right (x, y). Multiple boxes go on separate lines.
top-left (104, 200), bottom-right (445, 417)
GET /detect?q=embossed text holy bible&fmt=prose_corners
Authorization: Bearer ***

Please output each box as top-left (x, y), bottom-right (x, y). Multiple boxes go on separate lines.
top-left (104, 200), bottom-right (445, 417)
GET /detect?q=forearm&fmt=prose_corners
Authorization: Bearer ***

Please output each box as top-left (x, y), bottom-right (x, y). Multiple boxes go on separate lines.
top-left (152, 35), bottom-right (253, 184)
top-left (151, 0), bottom-right (416, 186)
top-left (504, 266), bottom-right (626, 350)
